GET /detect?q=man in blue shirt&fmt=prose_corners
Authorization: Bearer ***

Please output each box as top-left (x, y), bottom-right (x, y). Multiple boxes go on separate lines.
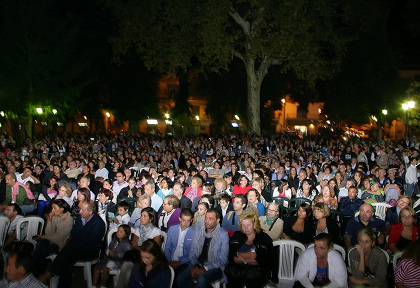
top-left (344, 203), bottom-right (389, 251)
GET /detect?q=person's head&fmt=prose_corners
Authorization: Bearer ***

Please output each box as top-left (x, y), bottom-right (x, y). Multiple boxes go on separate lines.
top-left (301, 179), bottom-right (313, 191)
top-left (4, 203), bottom-right (22, 220)
top-left (79, 176), bottom-right (90, 189)
top-left (239, 210), bottom-right (261, 235)
top-left (116, 171), bottom-right (125, 184)
top-left (58, 183), bottom-right (72, 198)
top-left (144, 180), bottom-right (155, 196)
top-left (246, 188), bottom-right (260, 204)
top-left (5, 173), bottom-right (17, 187)
top-left (314, 233), bottom-right (333, 260)
top-left (127, 176), bottom-right (136, 189)
top-left (357, 228), bottom-right (376, 254)
top-left (214, 178), bottom-right (227, 191)
top-left (298, 169), bottom-right (307, 181)
top-left (251, 178), bottom-right (264, 192)
top-left (313, 202), bottom-right (330, 219)
top-left (197, 202), bottom-right (209, 216)
top-left (370, 181), bottom-right (380, 192)
top-left (401, 239), bottom-right (420, 266)
top-left (77, 187), bottom-right (91, 202)
top-left (277, 179), bottom-right (289, 193)
top-left (359, 203), bottom-right (374, 223)
top-left (218, 194), bottom-right (231, 210)
top-left (297, 203), bottom-right (312, 220)
top-left (117, 201), bottom-right (130, 216)
top-left (266, 203), bottom-right (279, 219)
top-left (139, 239), bottom-right (168, 268)
top-left (51, 199), bottom-right (70, 215)
top-left (399, 207), bottom-right (417, 227)
top-left (204, 209), bottom-right (221, 231)
top-left (348, 186), bottom-right (358, 199)
top-left (97, 188), bottom-right (113, 203)
top-left (5, 252), bottom-right (33, 282)
top-left (163, 195), bottom-right (180, 213)
top-left (79, 200), bottom-right (96, 220)
top-left (202, 183), bottom-right (214, 195)
top-left (103, 179), bottom-right (113, 190)
top-left (140, 207), bottom-right (156, 226)
top-left (179, 208), bottom-right (194, 230)
top-left (200, 194), bottom-right (215, 209)
top-left (397, 195), bottom-right (412, 210)
top-left (191, 176), bottom-right (203, 189)
top-left (172, 182), bottom-right (184, 198)
top-left (233, 194), bottom-right (247, 212)
top-left (346, 178), bottom-right (357, 190)
top-left (116, 224), bottom-right (131, 241)
top-left (321, 185), bottom-right (334, 199)
top-left (137, 194), bottom-right (151, 208)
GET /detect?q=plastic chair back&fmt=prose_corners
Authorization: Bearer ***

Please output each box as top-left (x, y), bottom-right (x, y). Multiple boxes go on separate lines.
top-left (372, 203), bottom-right (391, 221)
top-left (16, 216), bottom-right (44, 246)
top-left (272, 239), bottom-right (305, 281)
top-left (0, 217), bottom-right (10, 250)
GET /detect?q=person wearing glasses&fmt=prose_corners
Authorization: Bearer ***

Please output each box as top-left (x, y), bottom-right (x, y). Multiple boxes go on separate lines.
top-left (158, 195), bottom-right (181, 232)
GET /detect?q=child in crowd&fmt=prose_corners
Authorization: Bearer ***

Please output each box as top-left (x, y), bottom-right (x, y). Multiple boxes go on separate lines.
top-left (193, 202), bottom-right (209, 228)
top-left (128, 194), bottom-right (151, 227)
top-left (109, 201), bottom-right (130, 229)
top-left (218, 194), bottom-right (232, 218)
top-left (92, 225), bottom-right (132, 288)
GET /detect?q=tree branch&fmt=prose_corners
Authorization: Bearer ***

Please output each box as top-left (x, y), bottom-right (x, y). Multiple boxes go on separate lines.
top-left (257, 56), bottom-right (271, 84)
top-left (233, 50), bottom-right (245, 62)
top-left (228, 8), bottom-right (250, 35)
top-left (250, 7), bottom-right (265, 36)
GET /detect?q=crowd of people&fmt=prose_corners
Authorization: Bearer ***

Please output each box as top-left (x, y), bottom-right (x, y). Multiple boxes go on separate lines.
top-left (0, 132), bottom-right (420, 287)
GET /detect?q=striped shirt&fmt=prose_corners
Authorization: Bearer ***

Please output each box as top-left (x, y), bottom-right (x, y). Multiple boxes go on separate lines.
top-left (0, 274), bottom-right (47, 288)
top-left (395, 258), bottom-right (420, 288)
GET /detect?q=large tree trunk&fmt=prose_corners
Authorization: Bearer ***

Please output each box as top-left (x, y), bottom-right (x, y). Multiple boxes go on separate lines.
top-left (245, 58), bottom-right (261, 135)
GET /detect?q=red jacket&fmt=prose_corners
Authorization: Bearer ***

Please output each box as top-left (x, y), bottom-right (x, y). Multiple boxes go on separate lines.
top-left (232, 185), bottom-right (251, 195)
top-left (386, 222), bottom-right (418, 251)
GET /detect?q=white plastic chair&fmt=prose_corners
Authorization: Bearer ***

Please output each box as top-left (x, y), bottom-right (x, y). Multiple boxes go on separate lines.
top-left (348, 246), bottom-right (389, 267)
top-left (372, 203), bottom-right (392, 221)
top-left (211, 278), bottom-right (226, 288)
top-left (0, 216), bottom-right (10, 251)
top-left (16, 216), bottom-right (44, 246)
top-left (272, 239), bottom-right (306, 287)
top-left (169, 266), bottom-right (175, 288)
top-left (161, 231), bottom-right (168, 250)
top-left (393, 251), bottom-right (403, 271)
top-left (306, 243), bottom-right (346, 261)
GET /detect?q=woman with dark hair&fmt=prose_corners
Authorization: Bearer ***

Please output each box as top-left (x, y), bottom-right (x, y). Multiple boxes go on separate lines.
top-left (281, 203), bottom-right (315, 245)
top-left (288, 166), bottom-right (299, 195)
top-left (127, 239), bottom-right (171, 288)
top-left (225, 211), bottom-right (278, 288)
top-left (312, 203), bottom-right (341, 244)
top-left (33, 199), bottom-right (73, 276)
top-left (233, 175), bottom-right (252, 196)
top-left (132, 207), bottom-right (162, 248)
top-left (38, 175), bottom-right (60, 216)
top-left (395, 240), bottom-right (420, 288)
top-left (273, 179), bottom-right (292, 199)
top-left (97, 188), bottom-right (117, 226)
top-left (296, 179), bottom-right (317, 201)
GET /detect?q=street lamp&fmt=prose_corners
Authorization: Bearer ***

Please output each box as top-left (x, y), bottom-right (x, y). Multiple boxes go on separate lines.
top-left (36, 108), bottom-right (43, 114)
top-left (403, 101), bottom-right (415, 138)
top-left (281, 98), bottom-right (286, 130)
top-left (382, 109), bottom-right (387, 115)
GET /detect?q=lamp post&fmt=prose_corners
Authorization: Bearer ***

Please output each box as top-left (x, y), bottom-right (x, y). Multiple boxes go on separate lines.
top-left (281, 98), bottom-right (286, 131)
top-left (402, 101), bottom-right (415, 138)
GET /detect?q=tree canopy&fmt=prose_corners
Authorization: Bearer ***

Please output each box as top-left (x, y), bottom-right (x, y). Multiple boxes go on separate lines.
top-left (110, 0), bottom-right (370, 134)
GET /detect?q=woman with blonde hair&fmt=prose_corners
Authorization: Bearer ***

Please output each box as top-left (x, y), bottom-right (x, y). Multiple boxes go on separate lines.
top-left (225, 211), bottom-right (278, 288)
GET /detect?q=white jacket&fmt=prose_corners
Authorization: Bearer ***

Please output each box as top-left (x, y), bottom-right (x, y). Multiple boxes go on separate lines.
top-left (294, 247), bottom-right (348, 288)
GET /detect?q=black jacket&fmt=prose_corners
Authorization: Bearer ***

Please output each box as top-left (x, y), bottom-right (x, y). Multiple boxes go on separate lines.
top-left (229, 230), bottom-right (278, 282)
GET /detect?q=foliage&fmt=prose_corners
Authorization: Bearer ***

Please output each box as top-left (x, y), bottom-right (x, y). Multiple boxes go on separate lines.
top-left (110, 0), bottom-right (367, 134)
top-left (0, 0), bottom-right (90, 122)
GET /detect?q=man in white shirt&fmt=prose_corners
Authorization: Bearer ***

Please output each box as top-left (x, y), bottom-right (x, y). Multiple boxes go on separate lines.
top-left (95, 161), bottom-right (109, 181)
top-left (144, 180), bottom-right (163, 212)
top-left (16, 167), bottom-right (40, 185)
top-left (70, 176), bottom-right (95, 200)
top-left (405, 157), bottom-right (419, 197)
top-left (112, 171), bottom-right (128, 196)
top-left (3, 203), bottom-right (27, 250)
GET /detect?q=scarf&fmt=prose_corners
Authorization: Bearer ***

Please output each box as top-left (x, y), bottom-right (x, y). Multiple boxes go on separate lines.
top-left (12, 182), bottom-right (34, 203)
top-left (195, 223), bottom-right (221, 264)
top-left (263, 215), bottom-right (278, 227)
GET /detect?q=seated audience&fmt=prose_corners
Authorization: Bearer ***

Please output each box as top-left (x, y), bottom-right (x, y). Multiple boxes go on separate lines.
top-left (312, 202), bottom-right (342, 244)
top-left (281, 203), bottom-right (315, 246)
top-left (293, 233), bottom-right (347, 288)
top-left (157, 195), bottom-right (181, 232)
top-left (395, 240), bottom-right (420, 288)
top-left (385, 195), bottom-right (412, 225)
top-left (387, 207), bottom-right (419, 254)
top-left (259, 202), bottom-right (284, 241)
top-left (225, 211), bottom-right (278, 288)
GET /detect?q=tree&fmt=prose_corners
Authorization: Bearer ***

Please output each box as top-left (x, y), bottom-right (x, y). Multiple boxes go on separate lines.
top-left (110, 0), bottom-right (367, 134)
top-left (0, 0), bottom-right (90, 139)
